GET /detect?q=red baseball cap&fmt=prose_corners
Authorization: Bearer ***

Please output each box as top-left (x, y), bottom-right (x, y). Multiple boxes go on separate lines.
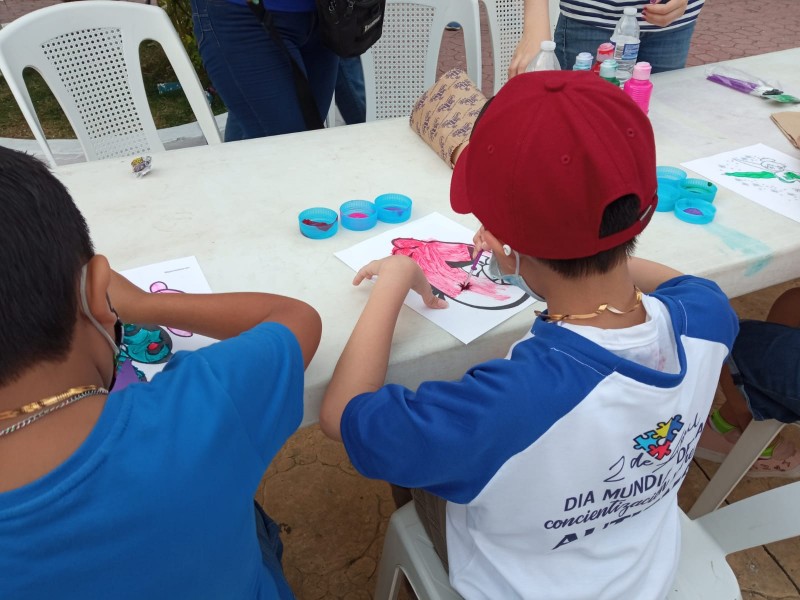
top-left (451, 71), bottom-right (657, 259)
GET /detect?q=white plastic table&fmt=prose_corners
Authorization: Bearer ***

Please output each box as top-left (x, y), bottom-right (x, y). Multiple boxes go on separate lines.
top-left (55, 49), bottom-right (800, 425)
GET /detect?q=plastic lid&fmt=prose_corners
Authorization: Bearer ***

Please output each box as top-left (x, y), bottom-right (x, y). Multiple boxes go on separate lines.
top-left (599, 60), bottom-right (618, 77)
top-left (574, 52), bottom-right (593, 68)
top-left (632, 62), bottom-right (652, 80)
top-left (623, 6), bottom-right (637, 15)
top-left (540, 40), bottom-right (556, 51)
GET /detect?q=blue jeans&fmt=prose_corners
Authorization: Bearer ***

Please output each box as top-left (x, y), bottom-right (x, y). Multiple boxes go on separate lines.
top-left (729, 320), bottom-right (800, 423)
top-left (191, 0), bottom-right (338, 141)
top-left (254, 501), bottom-right (295, 599)
top-left (554, 15), bottom-right (697, 74)
top-left (335, 56), bottom-right (367, 125)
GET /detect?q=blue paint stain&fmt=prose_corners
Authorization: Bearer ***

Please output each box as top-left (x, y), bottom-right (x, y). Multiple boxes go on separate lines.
top-left (706, 223), bottom-right (772, 276)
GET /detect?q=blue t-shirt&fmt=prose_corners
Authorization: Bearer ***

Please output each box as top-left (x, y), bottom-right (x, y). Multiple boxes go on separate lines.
top-left (226, 0), bottom-right (316, 11)
top-left (0, 323), bottom-right (304, 600)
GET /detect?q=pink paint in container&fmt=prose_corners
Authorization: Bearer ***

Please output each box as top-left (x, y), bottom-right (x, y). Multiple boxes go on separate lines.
top-left (340, 200), bottom-right (378, 231)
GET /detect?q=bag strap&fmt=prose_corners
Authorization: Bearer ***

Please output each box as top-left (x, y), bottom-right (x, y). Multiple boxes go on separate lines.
top-left (248, 2), bottom-right (325, 131)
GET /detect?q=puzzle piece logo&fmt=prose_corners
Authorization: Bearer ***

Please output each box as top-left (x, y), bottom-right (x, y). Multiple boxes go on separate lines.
top-left (632, 415), bottom-right (684, 461)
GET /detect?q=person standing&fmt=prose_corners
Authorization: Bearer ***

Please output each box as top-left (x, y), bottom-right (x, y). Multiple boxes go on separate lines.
top-left (191, 0), bottom-right (338, 141)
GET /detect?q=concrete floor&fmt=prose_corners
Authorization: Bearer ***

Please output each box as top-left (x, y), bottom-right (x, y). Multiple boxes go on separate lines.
top-left (3, 1), bottom-right (800, 599)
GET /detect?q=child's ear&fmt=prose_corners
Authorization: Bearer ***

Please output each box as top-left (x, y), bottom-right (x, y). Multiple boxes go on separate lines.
top-left (82, 255), bottom-right (115, 326)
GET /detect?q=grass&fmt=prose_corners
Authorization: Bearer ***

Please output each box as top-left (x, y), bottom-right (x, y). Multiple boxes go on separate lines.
top-left (0, 40), bottom-right (227, 139)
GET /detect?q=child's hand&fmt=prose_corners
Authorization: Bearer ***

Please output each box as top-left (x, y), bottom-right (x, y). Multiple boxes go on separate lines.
top-left (353, 255), bottom-right (448, 310)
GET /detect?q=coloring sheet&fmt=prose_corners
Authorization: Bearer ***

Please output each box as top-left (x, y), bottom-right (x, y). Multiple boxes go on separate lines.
top-left (117, 256), bottom-right (215, 389)
top-left (682, 143), bottom-right (800, 223)
top-left (335, 213), bottom-right (536, 344)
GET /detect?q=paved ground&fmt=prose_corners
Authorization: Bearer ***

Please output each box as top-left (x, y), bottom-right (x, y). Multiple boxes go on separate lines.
top-left (3, 1), bottom-right (800, 599)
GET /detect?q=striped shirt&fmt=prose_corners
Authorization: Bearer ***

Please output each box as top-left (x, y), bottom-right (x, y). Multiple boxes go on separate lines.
top-left (560, 0), bottom-right (704, 32)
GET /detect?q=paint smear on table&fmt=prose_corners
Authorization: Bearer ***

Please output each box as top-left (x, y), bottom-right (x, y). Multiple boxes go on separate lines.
top-left (335, 213), bottom-right (536, 344)
top-left (706, 223), bottom-right (773, 276)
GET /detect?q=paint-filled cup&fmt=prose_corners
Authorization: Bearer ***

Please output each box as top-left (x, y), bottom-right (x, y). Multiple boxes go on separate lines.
top-left (375, 193), bottom-right (413, 223)
top-left (656, 166), bottom-right (688, 188)
top-left (299, 207), bottom-right (338, 239)
top-left (674, 197), bottom-right (716, 225)
top-left (656, 185), bottom-right (680, 212)
top-left (340, 200), bottom-right (378, 231)
top-left (681, 178), bottom-right (718, 203)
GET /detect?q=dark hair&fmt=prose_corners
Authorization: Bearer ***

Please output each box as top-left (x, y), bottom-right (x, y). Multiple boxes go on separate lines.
top-left (538, 195), bottom-right (640, 279)
top-left (0, 148), bottom-right (94, 386)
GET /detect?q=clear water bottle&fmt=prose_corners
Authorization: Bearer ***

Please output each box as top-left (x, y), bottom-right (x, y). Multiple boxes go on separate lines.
top-left (610, 7), bottom-right (640, 73)
top-left (624, 61), bottom-right (654, 114)
top-left (526, 40), bottom-right (561, 72)
top-left (572, 52), bottom-right (593, 71)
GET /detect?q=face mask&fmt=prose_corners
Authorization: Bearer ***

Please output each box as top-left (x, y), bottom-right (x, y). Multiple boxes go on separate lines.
top-left (80, 265), bottom-right (122, 390)
top-left (486, 251), bottom-right (546, 303)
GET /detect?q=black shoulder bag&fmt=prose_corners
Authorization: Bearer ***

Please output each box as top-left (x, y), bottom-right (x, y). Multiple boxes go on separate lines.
top-left (249, 0), bottom-right (386, 131)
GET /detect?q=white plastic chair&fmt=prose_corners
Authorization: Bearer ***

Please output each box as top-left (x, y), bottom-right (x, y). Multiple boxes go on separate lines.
top-left (377, 482), bottom-right (800, 600)
top-left (482, 0), bottom-right (560, 94)
top-left (0, 1), bottom-right (221, 167)
top-left (668, 480), bottom-right (800, 599)
top-left (688, 419), bottom-right (788, 518)
top-left (361, 0), bottom-right (481, 122)
top-left (374, 502), bottom-right (464, 600)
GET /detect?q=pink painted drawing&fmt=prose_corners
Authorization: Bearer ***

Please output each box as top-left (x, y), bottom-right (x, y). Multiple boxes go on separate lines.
top-left (390, 238), bottom-right (529, 310)
top-left (149, 281), bottom-right (192, 337)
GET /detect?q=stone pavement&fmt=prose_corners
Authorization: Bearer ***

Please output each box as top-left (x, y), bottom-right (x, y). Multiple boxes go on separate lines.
top-left (3, 1), bottom-right (800, 599)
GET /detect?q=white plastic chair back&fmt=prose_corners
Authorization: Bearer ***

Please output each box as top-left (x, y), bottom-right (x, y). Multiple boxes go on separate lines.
top-left (0, 1), bottom-right (221, 166)
top-left (374, 502), bottom-right (464, 600)
top-left (689, 419), bottom-right (788, 518)
top-left (483, 0), bottom-right (560, 94)
top-left (361, 0), bottom-right (481, 122)
top-left (668, 480), bottom-right (800, 599)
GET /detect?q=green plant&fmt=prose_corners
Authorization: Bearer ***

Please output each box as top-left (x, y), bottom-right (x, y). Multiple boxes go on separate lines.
top-left (157, 0), bottom-right (203, 75)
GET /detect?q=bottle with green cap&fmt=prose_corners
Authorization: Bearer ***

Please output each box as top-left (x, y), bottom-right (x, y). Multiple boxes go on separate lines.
top-left (599, 59), bottom-right (620, 86)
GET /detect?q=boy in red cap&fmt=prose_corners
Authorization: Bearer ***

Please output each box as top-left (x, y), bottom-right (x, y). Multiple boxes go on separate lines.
top-left (321, 72), bottom-right (738, 599)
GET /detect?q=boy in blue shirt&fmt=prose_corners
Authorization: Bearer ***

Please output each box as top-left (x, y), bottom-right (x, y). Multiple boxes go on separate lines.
top-left (321, 72), bottom-right (739, 599)
top-left (0, 147), bottom-right (321, 599)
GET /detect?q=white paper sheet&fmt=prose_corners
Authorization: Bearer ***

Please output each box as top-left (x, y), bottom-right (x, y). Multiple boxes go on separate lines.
top-left (335, 213), bottom-right (535, 344)
top-left (118, 256), bottom-right (215, 386)
top-left (682, 143), bottom-right (800, 223)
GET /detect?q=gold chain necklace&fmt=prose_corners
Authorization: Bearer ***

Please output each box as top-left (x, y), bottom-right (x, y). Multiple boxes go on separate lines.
top-left (0, 386), bottom-right (105, 421)
top-left (0, 386), bottom-right (109, 438)
top-left (536, 287), bottom-right (643, 323)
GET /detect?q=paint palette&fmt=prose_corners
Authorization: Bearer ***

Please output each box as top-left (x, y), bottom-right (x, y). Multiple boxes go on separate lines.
top-left (375, 193), bottom-right (413, 223)
top-left (299, 207), bottom-right (339, 239)
top-left (340, 200), bottom-right (378, 231)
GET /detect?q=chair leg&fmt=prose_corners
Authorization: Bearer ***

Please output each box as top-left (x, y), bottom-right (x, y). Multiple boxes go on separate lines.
top-left (689, 419), bottom-right (786, 518)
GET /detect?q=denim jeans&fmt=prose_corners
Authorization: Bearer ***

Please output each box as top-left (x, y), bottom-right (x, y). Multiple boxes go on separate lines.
top-left (554, 15), bottom-right (697, 74)
top-left (729, 320), bottom-right (800, 423)
top-left (191, 0), bottom-right (338, 141)
top-left (254, 501), bottom-right (295, 599)
top-left (335, 56), bottom-right (367, 125)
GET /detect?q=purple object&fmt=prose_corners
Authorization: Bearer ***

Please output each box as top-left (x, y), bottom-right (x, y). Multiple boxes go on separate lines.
top-left (707, 74), bottom-right (759, 95)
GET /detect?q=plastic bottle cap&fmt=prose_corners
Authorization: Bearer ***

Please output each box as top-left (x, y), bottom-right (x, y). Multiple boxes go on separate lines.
top-left (623, 7), bottom-right (637, 15)
top-left (600, 60), bottom-right (618, 77)
top-left (540, 40), bottom-right (556, 51)
top-left (632, 62), bottom-right (652, 80)
top-left (574, 52), bottom-right (593, 69)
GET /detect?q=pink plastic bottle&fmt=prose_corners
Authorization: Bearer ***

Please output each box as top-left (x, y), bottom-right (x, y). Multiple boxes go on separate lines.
top-left (624, 62), bottom-right (654, 114)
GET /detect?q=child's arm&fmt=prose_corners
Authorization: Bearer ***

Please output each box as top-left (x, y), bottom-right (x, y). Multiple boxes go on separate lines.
top-left (108, 270), bottom-right (321, 369)
top-left (320, 255), bottom-right (447, 442)
top-left (627, 257), bottom-right (684, 293)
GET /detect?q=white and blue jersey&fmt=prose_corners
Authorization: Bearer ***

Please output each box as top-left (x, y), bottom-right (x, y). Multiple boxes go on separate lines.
top-left (342, 275), bottom-right (738, 600)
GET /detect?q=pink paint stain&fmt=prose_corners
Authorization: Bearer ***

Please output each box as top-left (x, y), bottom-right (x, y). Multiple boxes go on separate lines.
top-left (348, 212), bottom-right (369, 218)
top-left (390, 238), bottom-right (510, 300)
